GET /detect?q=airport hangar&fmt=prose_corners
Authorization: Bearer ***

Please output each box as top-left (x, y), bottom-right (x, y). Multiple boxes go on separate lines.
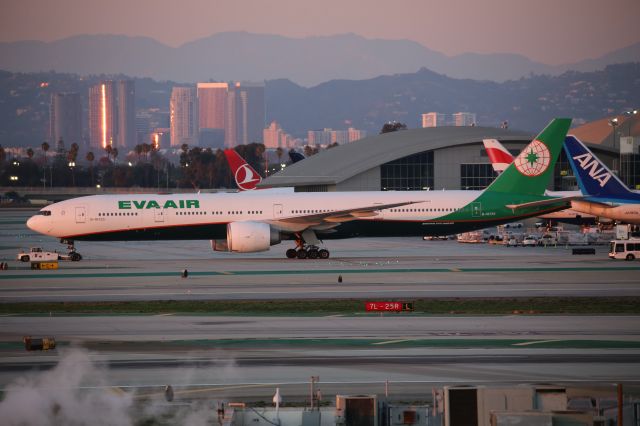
top-left (260, 125), bottom-right (620, 193)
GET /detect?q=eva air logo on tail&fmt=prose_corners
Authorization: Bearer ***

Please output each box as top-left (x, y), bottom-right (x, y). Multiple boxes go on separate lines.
top-left (514, 140), bottom-right (551, 177)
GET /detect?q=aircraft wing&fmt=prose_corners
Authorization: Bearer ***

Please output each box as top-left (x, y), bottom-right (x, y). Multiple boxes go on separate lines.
top-left (274, 200), bottom-right (421, 226)
top-left (506, 195), bottom-right (584, 210)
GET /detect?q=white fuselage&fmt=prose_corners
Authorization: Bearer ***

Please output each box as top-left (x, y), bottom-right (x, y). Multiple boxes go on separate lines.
top-left (27, 190), bottom-right (483, 240)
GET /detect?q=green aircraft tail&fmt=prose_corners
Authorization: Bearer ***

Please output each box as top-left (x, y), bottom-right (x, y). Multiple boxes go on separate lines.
top-left (485, 118), bottom-right (571, 196)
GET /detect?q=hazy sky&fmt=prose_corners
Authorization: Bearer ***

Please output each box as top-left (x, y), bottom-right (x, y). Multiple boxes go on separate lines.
top-left (2, 0), bottom-right (639, 65)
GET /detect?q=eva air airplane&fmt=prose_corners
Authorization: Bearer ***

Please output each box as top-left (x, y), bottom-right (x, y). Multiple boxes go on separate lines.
top-left (27, 118), bottom-right (573, 259)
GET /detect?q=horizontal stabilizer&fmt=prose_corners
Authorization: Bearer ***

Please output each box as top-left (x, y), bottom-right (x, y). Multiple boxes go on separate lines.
top-left (506, 195), bottom-right (583, 210)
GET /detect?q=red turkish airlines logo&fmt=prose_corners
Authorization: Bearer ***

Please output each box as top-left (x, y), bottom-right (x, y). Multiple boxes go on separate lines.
top-left (235, 164), bottom-right (261, 190)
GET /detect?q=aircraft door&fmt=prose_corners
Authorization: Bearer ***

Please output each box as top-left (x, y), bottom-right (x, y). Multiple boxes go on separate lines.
top-left (75, 207), bottom-right (86, 223)
top-left (471, 202), bottom-right (482, 218)
top-left (273, 204), bottom-right (283, 219)
top-left (154, 208), bottom-right (165, 222)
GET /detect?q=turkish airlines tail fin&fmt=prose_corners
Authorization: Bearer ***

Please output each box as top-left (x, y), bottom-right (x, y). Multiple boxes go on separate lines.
top-left (224, 149), bottom-right (263, 191)
top-left (483, 139), bottom-right (514, 173)
top-left (564, 135), bottom-right (638, 200)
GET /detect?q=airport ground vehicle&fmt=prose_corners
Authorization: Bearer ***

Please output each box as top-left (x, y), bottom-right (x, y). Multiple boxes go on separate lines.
top-left (538, 234), bottom-right (557, 246)
top-left (522, 235), bottom-right (538, 246)
top-left (609, 239), bottom-right (640, 260)
top-left (17, 247), bottom-right (82, 262)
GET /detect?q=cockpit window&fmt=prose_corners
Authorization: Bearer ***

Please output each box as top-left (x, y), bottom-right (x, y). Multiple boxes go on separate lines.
top-left (38, 210), bottom-right (51, 216)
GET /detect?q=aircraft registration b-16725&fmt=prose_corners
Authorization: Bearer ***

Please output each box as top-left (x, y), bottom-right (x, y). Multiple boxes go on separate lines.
top-left (27, 119), bottom-right (572, 259)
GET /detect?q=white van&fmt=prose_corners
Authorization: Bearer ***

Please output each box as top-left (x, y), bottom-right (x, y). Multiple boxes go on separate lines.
top-left (609, 240), bottom-right (640, 261)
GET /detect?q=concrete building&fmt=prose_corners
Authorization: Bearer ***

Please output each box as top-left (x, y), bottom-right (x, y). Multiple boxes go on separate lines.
top-left (170, 87), bottom-right (198, 147)
top-left (421, 112), bottom-right (446, 128)
top-left (261, 125), bottom-right (620, 193)
top-left (117, 80), bottom-right (136, 148)
top-left (264, 121), bottom-right (293, 149)
top-left (49, 93), bottom-right (82, 148)
top-left (150, 128), bottom-right (170, 149)
top-left (307, 128), bottom-right (366, 147)
top-left (453, 112), bottom-right (476, 127)
top-left (88, 81), bottom-right (117, 150)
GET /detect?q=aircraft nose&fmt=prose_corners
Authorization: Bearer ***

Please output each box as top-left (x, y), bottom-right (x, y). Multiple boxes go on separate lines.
top-left (27, 214), bottom-right (50, 234)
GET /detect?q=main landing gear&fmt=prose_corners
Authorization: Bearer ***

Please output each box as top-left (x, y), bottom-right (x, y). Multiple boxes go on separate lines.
top-left (61, 239), bottom-right (83, 262)
top-left (285, 233), bottom-right (330, 260)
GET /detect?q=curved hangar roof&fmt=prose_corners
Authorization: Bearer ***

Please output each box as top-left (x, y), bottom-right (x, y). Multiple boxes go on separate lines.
top-left (260, 126), bottom-right (532, 188)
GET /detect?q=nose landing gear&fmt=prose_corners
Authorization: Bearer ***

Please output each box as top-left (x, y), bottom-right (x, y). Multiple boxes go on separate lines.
top-left (60, 239), bottom-right (83, 262)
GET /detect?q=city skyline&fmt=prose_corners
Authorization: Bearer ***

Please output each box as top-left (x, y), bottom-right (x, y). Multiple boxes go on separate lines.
top-left (2, 0), bottom-right (639, 66)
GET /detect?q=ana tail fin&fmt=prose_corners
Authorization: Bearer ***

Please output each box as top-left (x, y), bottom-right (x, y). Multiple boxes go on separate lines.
top-left (485, 118), bottom-right (571, 196)
top-left (223, 149), bottom-right (262, 191)
top-left (564, 135), bottom-right (635, 199)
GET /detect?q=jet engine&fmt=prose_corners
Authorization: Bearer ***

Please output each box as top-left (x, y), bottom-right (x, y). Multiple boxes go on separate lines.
top-left (211, 222), bottom-right (281, 253)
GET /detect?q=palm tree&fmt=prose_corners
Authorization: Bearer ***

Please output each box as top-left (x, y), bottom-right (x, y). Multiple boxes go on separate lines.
top-left (86, 152), bottom-right (95, 185)
top-left (112, 147), bottom-right (119, 164)
top-left (41, 141), bottom-right (50, 165)
top-left (26, 148), bottom-right (34, 160)
top-left (276, 147), bottom-right (284, 165)
top-left (135, 144), bottom-right (143, 162)
top-left (104, 144), bottom-right (113, 162)
top-left (142, 143), bottom-right (151, 161)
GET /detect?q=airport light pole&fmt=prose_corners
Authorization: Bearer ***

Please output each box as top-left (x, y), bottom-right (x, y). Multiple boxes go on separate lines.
top-left (624, 109), bottom-right (638, 136)
top-left (609, 118), bottom-right (620, 174)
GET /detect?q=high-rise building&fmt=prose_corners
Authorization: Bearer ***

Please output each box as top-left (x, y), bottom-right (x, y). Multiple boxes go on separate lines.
top-left (197, 83), bottom-right (228, 148)
top-left (421, 112), bottom-right (446, 128)
top-left (225, 82), bottom-right (265, 148)
top-left (117, 80), bottom-right (136, 148)
top-left (453, 112), bottom-right (476, 127)
top-left (170, 87), bottom-right (199, 147)
top-left (49, 93), bottom-right (82, 148)
top-left (197, 83), bottom-right (228, 130)
top-left (89, 81), bottom-right (117, 150)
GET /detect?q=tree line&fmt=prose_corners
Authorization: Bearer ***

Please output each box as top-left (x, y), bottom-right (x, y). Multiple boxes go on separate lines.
top-left (0, 141), bottom-right (291, 190)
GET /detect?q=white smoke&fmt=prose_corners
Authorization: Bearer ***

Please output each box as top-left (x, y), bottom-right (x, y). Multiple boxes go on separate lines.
top-left (0, 349), bottom-right (133, 426)
top-left (0, 349), bottom-right (236, 425)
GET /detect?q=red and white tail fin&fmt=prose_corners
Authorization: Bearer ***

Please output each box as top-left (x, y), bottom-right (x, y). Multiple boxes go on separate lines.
top-left (482, 139), bottom-right (514, 173)
top-left (223, 149), bottom-right (262, 191)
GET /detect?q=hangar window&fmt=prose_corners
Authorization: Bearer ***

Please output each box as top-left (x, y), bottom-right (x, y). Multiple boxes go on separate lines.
top-left (461, 164), bottom-right (495, 190)
top-left (381, 151), bottom-right (434, 191)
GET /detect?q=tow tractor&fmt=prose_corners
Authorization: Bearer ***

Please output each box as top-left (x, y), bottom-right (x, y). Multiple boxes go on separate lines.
top-left (17, 247), bottom-right (82, 262)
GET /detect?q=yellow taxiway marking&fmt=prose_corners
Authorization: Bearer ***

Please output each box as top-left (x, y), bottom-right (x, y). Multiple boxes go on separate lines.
top-left (219, 271), bottom-right (235, 275)
top-left (449, 268), bottom-right (462, 272)
top-left (513, 339), bottom-right (561, 346)
top-left (373, 338), bottom-right (414, 346)
top-left (155, 313), bottom-right (174, 316)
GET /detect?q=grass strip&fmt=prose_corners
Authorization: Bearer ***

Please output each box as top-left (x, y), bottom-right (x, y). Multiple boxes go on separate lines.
top-left (1, 297), bottom-right (640, 315)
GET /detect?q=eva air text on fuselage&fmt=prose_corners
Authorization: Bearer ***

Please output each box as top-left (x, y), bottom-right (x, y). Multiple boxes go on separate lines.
top-left (117, 200), bottom-right (200, 209)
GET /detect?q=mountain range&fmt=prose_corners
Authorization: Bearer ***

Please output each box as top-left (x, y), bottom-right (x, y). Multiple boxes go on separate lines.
top-left (1, 63), bottom-right (639, 147)
top-left (1, 32), bottom-right (640, 86)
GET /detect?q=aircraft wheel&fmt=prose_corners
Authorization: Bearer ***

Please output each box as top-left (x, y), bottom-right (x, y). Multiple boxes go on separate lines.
top-left (20, 255), bottom-right (30, 262)
top-left (626, 253), bottom-right (635, 261)
top-left (70, 252), bottom-right (82, 261)
top-left (296, 249), bottom-right (308, 259)
top-left (319, 249), bottom-right (330, 259)
top-left (307, 249), bottom-right (319, 259)
top-left (286, 249), bottom-right (297, 259)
